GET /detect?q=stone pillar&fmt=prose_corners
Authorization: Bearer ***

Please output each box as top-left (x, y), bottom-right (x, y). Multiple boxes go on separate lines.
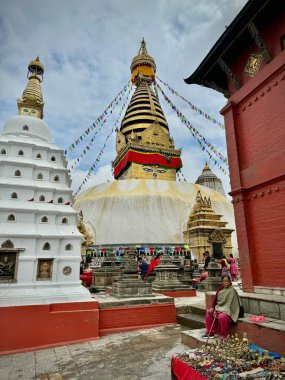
top-left (112, 251), bottom-right (152, 298)
top-left (92, 253), bottom-right (121, 291)
top-left (152, 255), bottom-right (190, 293)
top-left (199, 257), bottom-right (221, 291)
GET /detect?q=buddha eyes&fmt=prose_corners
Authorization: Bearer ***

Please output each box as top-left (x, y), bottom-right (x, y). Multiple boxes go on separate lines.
top-left (142, 167), bottom-right (166, 174)
top-left (157, 169), bottom-right (166, 173)
top-left (143, 167), bottom-right (153, 172)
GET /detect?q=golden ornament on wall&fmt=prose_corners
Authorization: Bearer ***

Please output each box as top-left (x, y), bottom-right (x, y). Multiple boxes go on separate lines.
top-left (244, 53), bottom-right (263, 77)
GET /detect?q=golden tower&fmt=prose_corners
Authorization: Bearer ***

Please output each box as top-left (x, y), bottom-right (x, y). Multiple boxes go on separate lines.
top-left (17, 56), bottom-right (45, 119)
top-left (112, 39), bottom-right (182, 181)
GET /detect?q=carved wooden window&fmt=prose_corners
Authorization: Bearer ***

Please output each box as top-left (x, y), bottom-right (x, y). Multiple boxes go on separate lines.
top-left (11, 192), bottom-right (18, 199)
top-left (37, 173), bottom-right (43, 180)
top-left (39, 195), bottom-right (45, 202)
top-left (7, 214), bottom-right (16, 222)
top-left (41, 216), bottom-right (48, 223)
top-left (57, 197), bottom-right (63, 204)
top-left (65, 244), bottom-right (73, 251)
top-left (0, 148), bottom-right (6, 155)
top-left (43, 242), bottom-right (51, 250)
top-left (18, 150), bottom-right (24, 156)
top-left (14, 170), bottom-right (21, 177)
top-left (62, 217), bottom-right (68, 224)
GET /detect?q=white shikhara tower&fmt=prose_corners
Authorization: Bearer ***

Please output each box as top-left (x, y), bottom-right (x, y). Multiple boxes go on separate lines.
top-left (0, 57), bottom-right (91, 306)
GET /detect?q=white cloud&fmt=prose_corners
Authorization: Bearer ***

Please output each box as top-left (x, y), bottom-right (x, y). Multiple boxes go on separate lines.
top-left (0, 0), bottom-right (247, 196)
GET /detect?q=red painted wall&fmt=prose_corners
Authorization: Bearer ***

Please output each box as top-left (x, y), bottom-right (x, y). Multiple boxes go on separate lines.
top-left (0, 301), bottom-right (100, 354)
top-left (99, 303), bottom-right (176, 335)
top-left (221, 38), bottom-right (285, 291)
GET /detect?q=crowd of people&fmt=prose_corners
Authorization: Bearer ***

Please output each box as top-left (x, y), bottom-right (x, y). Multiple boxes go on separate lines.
top-left (80, 249), bottom-right (240, 286)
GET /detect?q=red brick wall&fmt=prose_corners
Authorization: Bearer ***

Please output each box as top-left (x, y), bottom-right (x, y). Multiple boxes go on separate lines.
top-left (221, 48), bottom-right (285, 291)
top-left (99, 303), bottom-right (176, 335)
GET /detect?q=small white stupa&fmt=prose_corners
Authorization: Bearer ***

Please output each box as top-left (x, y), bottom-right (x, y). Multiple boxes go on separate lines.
top-left (0, 57), bottom-right (97, 353)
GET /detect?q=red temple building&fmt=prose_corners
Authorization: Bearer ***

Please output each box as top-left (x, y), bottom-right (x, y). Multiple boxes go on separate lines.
top-left (185, 0), bottom-right (285, 294)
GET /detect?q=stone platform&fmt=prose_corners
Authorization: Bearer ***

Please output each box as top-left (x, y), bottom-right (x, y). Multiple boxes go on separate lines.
top-left (92, 293), bottom-right (177, 336)
top-left (180, 291), bottom-right (285, 357)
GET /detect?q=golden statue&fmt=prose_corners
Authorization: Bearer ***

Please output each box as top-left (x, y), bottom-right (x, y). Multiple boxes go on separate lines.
top-left (77, 211), bottom-right (93, 253)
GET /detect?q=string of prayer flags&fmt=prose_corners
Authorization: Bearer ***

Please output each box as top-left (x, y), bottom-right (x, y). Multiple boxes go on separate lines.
top-left (156, 83), bottom-right (229, 176)
top-left (65, 81), bottom-right (131, 154)
top-left (156, 77), bottom-right (225, 130)
top-left (70, 85), bottom-right (134, 171)
top-left (73, 85), bottom-right (133, 196)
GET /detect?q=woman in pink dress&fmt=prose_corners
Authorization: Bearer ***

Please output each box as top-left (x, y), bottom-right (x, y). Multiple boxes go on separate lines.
top-left (227, 254), bottom-right (239, 281)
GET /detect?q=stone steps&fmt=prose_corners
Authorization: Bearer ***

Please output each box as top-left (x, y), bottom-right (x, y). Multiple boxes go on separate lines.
top-left (176, 303), bottom-right (206, 316)
top-left (181, 314), bottom-right (285, 357)
top-left (176, 313), bottom-right (205, 329)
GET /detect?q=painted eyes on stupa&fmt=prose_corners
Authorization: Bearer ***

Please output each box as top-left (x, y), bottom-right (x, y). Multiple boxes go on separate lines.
top-left (156, 169), bottom-right (166, 174)
top-left (143, 167), bottom-right (154, 173)
top-left (22, 108), bottom-right (38, 116)
top-left (142, 167), bottom-right (166, 174)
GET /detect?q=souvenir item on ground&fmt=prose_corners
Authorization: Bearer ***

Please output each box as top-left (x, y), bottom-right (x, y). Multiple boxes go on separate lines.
top-left (172, 333), bottom-right (285, 380)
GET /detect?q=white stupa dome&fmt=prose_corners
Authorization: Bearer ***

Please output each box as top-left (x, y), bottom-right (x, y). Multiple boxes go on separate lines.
top-left (74, 179), bottom-right (237, 252)
top-left (2, 115), bottom-right (51, 143)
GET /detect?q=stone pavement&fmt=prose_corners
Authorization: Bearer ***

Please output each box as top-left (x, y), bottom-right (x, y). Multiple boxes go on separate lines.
top-left (0, 324), bottom-right (189, 380)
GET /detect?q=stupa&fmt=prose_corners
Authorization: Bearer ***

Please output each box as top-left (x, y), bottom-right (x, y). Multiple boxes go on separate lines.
top-left (74, 40), bottom-right (237, 257)
top-left (0, 57), bottom-right (98, 353)
top-left (196, 162), bottom-right (226, 196)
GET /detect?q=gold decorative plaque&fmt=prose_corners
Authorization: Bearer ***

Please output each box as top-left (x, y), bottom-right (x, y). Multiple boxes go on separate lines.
top-left (63, 266), bottom-right (72, 276)
top-left (244, 53), bottom-right (263, 77)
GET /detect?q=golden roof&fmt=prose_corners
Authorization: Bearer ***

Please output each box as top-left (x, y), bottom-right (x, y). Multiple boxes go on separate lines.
top-left (17, 56), bottom-right (45, 119)
top-left (130, 38), bottom-right (156, 85)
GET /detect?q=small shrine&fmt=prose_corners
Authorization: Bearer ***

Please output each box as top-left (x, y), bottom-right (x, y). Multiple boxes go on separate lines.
top-left (195, 162), bottom-right (226, 196)
top-left (112, 250), bottom-right (152, 298)
top-left (152, 255), bottom-right (194, 297)
top-left (184, 191), bottom-right (234, 261)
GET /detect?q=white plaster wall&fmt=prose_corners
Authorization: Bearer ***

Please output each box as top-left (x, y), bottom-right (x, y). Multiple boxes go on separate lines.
top-left (75, 179), bottom-right (238, 254)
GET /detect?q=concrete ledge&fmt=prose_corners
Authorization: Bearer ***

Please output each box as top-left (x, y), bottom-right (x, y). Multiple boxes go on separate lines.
top-left (93, 293), bottom-right (174, 309)
top-left (181, 315), bottom-right (285, 357)
top-left (154, 290), bottom-right (196, 298)
top-left (181, 328), bottom-right (215, 349)
top-left (99, 303), bottom-right (176, 335)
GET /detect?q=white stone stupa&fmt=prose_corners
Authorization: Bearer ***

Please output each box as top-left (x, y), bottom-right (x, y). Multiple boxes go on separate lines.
top-left (0, 57), bottom-right (98, 353)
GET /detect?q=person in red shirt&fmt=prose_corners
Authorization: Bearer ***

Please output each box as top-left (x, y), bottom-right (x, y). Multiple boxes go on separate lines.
top-left (144, 253), bottom-right (162, 280)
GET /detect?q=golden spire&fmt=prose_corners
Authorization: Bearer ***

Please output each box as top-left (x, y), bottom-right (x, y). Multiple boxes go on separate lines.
top-left (112, 40), bottom-right (182, 181)
top-left (130, 38), bottom-right (156, 85)
top-left (204, 162), bottom-right (210, 171)
top-left (17, 56), bottom-right (45, 119)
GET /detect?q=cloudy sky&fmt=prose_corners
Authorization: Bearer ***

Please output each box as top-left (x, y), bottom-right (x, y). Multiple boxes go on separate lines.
top-left (0, 0), bottom-right (248, 196)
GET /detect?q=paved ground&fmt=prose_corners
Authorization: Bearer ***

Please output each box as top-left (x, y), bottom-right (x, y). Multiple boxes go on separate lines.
top-left (0, 324), bottom-right (189, 380)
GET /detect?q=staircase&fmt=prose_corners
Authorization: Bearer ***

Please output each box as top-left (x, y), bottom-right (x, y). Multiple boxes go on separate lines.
top-left (175, 291), bottom-right (285, 357)
top-left (176, 303), bottom-right (206, 329)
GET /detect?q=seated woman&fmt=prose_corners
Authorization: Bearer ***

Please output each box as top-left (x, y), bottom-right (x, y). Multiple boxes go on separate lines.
top-left (202, 274), bottom-right (241, 340)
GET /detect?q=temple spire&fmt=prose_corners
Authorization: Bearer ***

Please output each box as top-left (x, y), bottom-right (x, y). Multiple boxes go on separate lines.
top-left (196, 162), bottom-right (226, 196)
top-left (17, 56), bottom-right (45, 119)
top-left (130, 38), bottom-right (156, 85)
top-left (138, 37), bottom-right (148, 55)
top-left (113, 40), bottom-right (182, 181)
